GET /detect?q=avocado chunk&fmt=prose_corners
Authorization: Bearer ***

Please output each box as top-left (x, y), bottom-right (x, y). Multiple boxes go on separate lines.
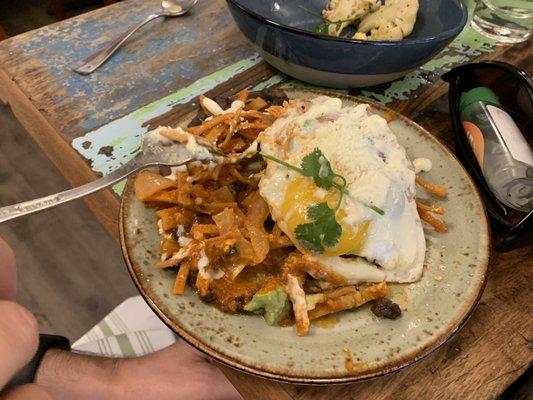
top-left (244, 286), bottom-right (290, 325)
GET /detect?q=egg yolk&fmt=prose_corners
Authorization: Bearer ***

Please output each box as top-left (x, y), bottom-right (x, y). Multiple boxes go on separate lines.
top-left (280, 177), bottom-right (369, 255)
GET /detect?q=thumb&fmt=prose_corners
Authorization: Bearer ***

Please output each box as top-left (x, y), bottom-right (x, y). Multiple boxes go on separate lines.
top-left (0, 302), bottom-right (39, 389)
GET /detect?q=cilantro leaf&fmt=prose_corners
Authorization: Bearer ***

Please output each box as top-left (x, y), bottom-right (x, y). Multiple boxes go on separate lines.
top-left (315, 21), bottom-right (330, 35)
top-left (300, 148), bottom-right (336, 190)
top-left (295, 202), bottom-right (341, 253)
top-left (260, 150), bottom-right (384, 217)
top-left (315, 20), bottom-right (345, 35)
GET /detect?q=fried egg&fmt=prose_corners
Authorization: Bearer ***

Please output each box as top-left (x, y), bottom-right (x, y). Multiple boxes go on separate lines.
top-left (258, 96), bottom-right (425, 283)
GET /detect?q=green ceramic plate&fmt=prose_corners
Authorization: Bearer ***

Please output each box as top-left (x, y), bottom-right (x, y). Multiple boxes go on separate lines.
top-left (119, 89), bottom-right (490, 383)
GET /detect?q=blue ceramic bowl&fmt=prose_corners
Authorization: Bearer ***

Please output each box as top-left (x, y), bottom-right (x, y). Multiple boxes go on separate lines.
top-left (226, 0), bottom-right (467, 88)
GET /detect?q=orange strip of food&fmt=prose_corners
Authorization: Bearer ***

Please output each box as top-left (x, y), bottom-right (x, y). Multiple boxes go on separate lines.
top-left (173, 262), bottom-right (191, 295)
top-left (204, 124), bottom-right (226, 143)
top-left (186, 113), bottom-right (235, 135)
top-left (418, 210), bottom-right (447, 233)
top-left (308, 283), bottom-right (389, 320)
top-left (134, 171), bottom-right (175, 201)
top-left (283, 252), bottom-right (347, 285)
top-left (383, 110), bottom-right (396, 122)
top-left (416, 176), bottom-right (447, 197)
top-left (238, 121), bottom-right (269, 131)
top-left (265, 105), bottom-right (285, 118)
top-left (245, 97), bottom-right (268, 111)
top-left (286, 274), bottom-right (310, 336)
top-left (196, 273), bottom-right (210, 297)
top-left (237, 88), bottom-right (249, 103)
top-left (415, 200), bottom-right (446, 215)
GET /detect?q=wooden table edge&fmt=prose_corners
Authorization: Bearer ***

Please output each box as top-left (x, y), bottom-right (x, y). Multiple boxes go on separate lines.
top-left (0, 66), bottom-right (120, 239)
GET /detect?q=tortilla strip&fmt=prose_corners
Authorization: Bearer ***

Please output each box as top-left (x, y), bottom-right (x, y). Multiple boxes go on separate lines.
top-left (287, 274), bottom-right (310, 336)
top-left (309, 282), bottom-right (389, 320)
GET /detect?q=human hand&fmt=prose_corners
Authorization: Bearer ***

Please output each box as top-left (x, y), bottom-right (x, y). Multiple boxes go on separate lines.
top-left (0, 235), bottom-right (241, 400)
top-left (36, 342), bottom-right (243, 400)
top-left (113, 342), bottom-right (243, 400)
top-left (0, 237), bottom-right (52, 399)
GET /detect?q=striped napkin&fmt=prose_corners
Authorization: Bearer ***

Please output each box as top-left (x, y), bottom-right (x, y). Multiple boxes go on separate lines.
top-left (72, 296), bottom-right (178, 357)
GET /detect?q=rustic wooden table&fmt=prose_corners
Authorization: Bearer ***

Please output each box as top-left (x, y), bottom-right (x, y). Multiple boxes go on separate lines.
top-left (0, 0), bottom-right (531, 399)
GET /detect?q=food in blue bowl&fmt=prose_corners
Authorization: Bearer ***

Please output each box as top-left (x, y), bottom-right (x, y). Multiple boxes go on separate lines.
top-left (226, 0), bottom-right (468, 88)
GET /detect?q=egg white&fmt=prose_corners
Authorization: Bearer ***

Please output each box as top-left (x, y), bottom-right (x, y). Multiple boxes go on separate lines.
top-left (258, 96), bottom-right (425, 283)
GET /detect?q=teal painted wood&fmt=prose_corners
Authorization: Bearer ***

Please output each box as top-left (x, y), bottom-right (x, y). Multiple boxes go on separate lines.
top-left (0, 0), bottom-right (495, 143)
top-left (71, 54), bottom-right (263, 194)
top-left (0, 0), bottom-right (256, 137)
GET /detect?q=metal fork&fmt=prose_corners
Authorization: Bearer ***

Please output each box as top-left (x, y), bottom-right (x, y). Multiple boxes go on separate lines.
top-left (0, 134), bottom-right (222, 224)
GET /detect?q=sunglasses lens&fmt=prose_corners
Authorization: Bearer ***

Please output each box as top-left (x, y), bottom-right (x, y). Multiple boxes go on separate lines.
top-left (445, 63), bottom-right (533, 250)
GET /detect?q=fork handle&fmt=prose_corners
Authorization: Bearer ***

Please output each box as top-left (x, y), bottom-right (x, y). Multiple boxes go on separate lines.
top-left (73, 13), bottom-right (163, 75)
top-left (0, 160), bottom-right (141, 224)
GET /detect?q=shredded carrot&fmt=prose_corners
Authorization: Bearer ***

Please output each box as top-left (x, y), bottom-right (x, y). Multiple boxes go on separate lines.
top-left (173, 262), bottom-right (191, 294)
top-left (204, 124), bottom-right (226, 143)
top-left (237, 88), bottom-right (249, 103)
top-left (238, 121), bottom-right (269, 131)
top-left (418, 210), bottom-right (447, 232)
top-left (186, 113), bottom-right (235, 135)
top-left (415, 200), bottom-right (446, 215)
top-left (156, 257), bottom-right (181, 269)
top-left (416, 176), bottom-right (447, 198)
top-left (196, 273), bottom-right (210, 297)
top-left (218, 112), bottom-right (241, 149)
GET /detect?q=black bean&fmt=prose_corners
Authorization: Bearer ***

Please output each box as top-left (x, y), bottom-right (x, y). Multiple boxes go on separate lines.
top-left (187, 270), bottom-right (198, 286)
top-left (371, 298), bottom-right (402, 320)
top-left (158, 165), bottom-right (172, 176)
top-left (201, 292), bottom-right (216, 303)
top-left (253, 89), bottom-right (288, 105)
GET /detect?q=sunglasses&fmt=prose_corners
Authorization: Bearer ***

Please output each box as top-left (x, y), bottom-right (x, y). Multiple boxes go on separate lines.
top-left (442, 61), bottom-right (533, 252)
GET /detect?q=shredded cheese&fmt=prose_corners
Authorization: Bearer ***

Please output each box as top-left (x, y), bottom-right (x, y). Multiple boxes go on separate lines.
top-left (413, 158), bottom-right (432, 173)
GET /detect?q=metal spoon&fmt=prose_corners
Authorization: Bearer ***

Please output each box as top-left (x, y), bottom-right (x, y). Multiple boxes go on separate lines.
top-left (73, 0), bottom-right (197, 75)
top-left (0, 134), bottom-right (222, 223)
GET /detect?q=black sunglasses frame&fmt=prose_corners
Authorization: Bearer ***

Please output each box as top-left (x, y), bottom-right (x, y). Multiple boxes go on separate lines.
top-left (441, 61), bottom-right (533, 252)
